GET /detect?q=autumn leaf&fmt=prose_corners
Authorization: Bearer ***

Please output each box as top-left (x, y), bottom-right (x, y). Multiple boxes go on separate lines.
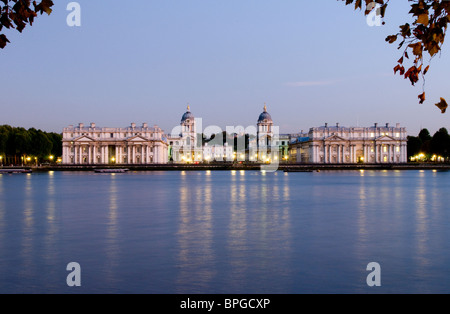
top-left (386, 35), bottom-right (398, 44)
top-left (409, 42), bottom-right (423, 57)
top-left (0, 34), bottom-right (9, 48)
top-left (418, 92), bottom-right (426, 104)
top-left (417, 14), bottom-right (429, 26)
top-left (435, 98), bottom-right (448, 114)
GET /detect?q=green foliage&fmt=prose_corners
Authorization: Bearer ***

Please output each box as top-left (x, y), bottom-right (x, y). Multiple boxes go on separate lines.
top-left (0, 0), bottom-right (54, 49)
top-left (341, 0), bottom-right (450, 112)
top-left (0, 124), bottom-right (62, 164)
top-left (408, 127), bottom-right (450, 160)
top-left (407, 135), bottom-right (422, 158)
top-left (418, 128), bottom-right (432, 142)
top-left (431, 127), bottom-right (450, 156)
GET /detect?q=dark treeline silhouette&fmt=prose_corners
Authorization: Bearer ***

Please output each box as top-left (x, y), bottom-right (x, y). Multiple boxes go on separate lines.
top-left (408, 127), bottom-right (450, 161)
top-left (204, 131), bottom-right (256, 151)
top-left (0, 125), bottom-right (62, 166)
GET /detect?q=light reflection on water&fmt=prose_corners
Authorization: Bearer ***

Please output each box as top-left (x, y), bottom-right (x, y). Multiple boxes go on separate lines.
top-left (0, 170), bottom-right (450, 293)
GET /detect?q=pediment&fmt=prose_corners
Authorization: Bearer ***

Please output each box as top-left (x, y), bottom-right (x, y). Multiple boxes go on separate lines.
top-left (375, 135), bottom-right (396, 142)
top-left (324, 134), bottom-right (347, 142)
top-left (74, 135), bottom-right (95, 142)
top-left (127, 135), bottom-right (148, 142)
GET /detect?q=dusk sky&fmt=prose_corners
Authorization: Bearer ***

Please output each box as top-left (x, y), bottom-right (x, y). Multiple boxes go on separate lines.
top-left (1, 0), bottom-right (449, 136)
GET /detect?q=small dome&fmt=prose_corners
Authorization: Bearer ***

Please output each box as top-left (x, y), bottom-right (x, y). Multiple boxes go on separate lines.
top-left (181, 105), bottom-right (194, 122)
top-left (258, 105), bottom-right (272, 123)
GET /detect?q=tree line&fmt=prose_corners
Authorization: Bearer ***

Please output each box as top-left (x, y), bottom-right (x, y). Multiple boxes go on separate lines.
top-left (407, 127), bottom-right (450, 161)
top-left (0, 125), bottom-right (62, 166)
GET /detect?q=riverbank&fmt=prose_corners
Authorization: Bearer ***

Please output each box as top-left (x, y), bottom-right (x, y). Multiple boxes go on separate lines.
top-left (2, 163), bottom-right (450, 172)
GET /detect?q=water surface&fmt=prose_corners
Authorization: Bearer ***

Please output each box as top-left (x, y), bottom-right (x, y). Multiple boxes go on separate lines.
top-left (0, 170), bottom-right (449, 293)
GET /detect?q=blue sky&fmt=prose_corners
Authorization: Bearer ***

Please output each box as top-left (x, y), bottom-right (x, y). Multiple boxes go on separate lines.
top-left (1, 0), bottom-right (449, 136)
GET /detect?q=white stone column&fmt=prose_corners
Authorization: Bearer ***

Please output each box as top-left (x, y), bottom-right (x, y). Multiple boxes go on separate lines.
top-left (154, 144), bottom-right (159, 164)
top-left (337, 145), bottom-right (341, 164)
top-left (62, 146), bottom-right (67, 164)
top-left (363, 144), bottom-right (368, 163)
top-left (102, 146), bottom-right (106, 164)
top-left (374, 144), bottom-right (378, 164)
top-left (388, 144), bottom-right (392, 163)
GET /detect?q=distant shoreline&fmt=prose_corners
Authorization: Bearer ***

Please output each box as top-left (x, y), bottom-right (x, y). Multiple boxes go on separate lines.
top-left (2, 163), bottom-right (450, 172)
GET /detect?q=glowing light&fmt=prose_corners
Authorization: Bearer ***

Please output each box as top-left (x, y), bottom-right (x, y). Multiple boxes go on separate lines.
top-left (49, 155), bottom-right (54, 160)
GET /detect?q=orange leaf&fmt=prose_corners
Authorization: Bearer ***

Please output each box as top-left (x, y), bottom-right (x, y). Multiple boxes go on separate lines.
top-left (435, 98), bottom-right (448, 114)
top-left (418, 92), bottom-right (426, 104)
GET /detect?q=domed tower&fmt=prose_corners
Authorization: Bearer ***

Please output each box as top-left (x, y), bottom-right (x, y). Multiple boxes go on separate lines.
top-left (180, 105), bottom-right (196, 147)
top-left (257, 104), bottom-right (274, 151)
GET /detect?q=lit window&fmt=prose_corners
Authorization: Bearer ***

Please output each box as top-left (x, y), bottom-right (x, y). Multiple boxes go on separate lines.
top-left (383, 146), bottom-right (388, 153)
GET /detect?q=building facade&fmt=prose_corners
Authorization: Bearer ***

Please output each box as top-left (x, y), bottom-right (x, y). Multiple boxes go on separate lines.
top-left (62, 107), bottom-right (408, 165)
top-left (62, 123), bottom-right (168, 165)
top-left (289, 123), bottom-right (408, 164)
top-left (168, 106), bottom-right (234, 163)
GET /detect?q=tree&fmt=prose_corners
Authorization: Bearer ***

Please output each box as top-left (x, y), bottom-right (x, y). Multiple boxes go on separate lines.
top-left (47, 132), bottom-right (62, 158)
top-left (0, 0), bottom-right (54, 49)
top-left (407, 135), bottom-right (422, 158)
top-left (431, 127), bottom-right (450, 157)
top-left (418, 128), bottom-right (432, 142)
top-left (341, 0), bottom-right (450, 112)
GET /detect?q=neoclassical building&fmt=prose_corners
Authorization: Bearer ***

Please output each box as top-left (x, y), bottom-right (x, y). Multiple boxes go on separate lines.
top-left (289, 123), bottom-right (408, 164)
top-left (62, 122), bottom-right (168, 165)
top-left (61, 106), bottom-right (408, 165)
top-left (167, 106), bottom-right (234, 162)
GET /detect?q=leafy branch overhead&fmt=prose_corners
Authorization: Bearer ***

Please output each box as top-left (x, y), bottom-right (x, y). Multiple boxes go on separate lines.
top-left (0, 0), bottom-right (54, 49)
top-left (341, 0), bottom-right (450, 113)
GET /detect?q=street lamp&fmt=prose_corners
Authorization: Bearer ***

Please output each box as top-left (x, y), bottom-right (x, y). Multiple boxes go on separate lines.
top-left (0, 155), bottom-right (3, 166)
